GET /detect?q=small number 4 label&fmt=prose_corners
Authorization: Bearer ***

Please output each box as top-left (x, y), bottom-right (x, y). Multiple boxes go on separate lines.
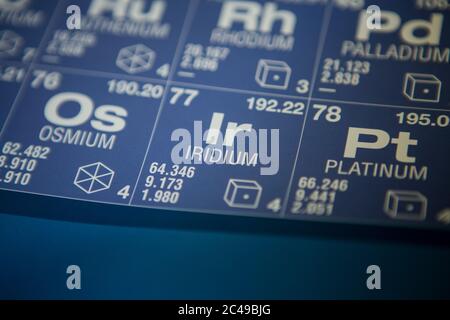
top-left (117, 185), bottom-right (131, 199)
top-left (156, 64), bottom-right (170, 78)
top-left (267, 198), bottom-right (282, 213)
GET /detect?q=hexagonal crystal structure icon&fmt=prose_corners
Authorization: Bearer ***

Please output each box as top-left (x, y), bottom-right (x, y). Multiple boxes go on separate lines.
top-left (74, 162), bottom-right (114, 194)
top-left (0, 30), bottom-right (23, 58)
top-left (116, 44), bottom-right (156, 74)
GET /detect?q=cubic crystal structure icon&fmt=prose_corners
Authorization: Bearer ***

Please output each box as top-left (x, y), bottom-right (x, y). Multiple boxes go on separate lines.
top-left (224, 179), bottom-right (262, 209)
top-left (74, 162), bottom-right (115, 194)
top-left (255, 59), bottom-right (291, 90)
top-left (403, 73), bottom-right (441, 103)
top-left (0, 30), bottom-right (23, 57)
top-left (116, 44), bottom-right (156, 74)
top-left (384, 190), bottom-right (427, 221)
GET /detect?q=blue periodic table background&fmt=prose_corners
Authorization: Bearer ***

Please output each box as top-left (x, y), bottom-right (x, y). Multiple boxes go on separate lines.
top-left (0, 0), bottom-right (450, 298)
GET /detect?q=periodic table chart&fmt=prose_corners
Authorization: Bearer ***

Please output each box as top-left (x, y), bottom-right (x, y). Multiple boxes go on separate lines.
top-left (0, 0), bottom-right (449, 229)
